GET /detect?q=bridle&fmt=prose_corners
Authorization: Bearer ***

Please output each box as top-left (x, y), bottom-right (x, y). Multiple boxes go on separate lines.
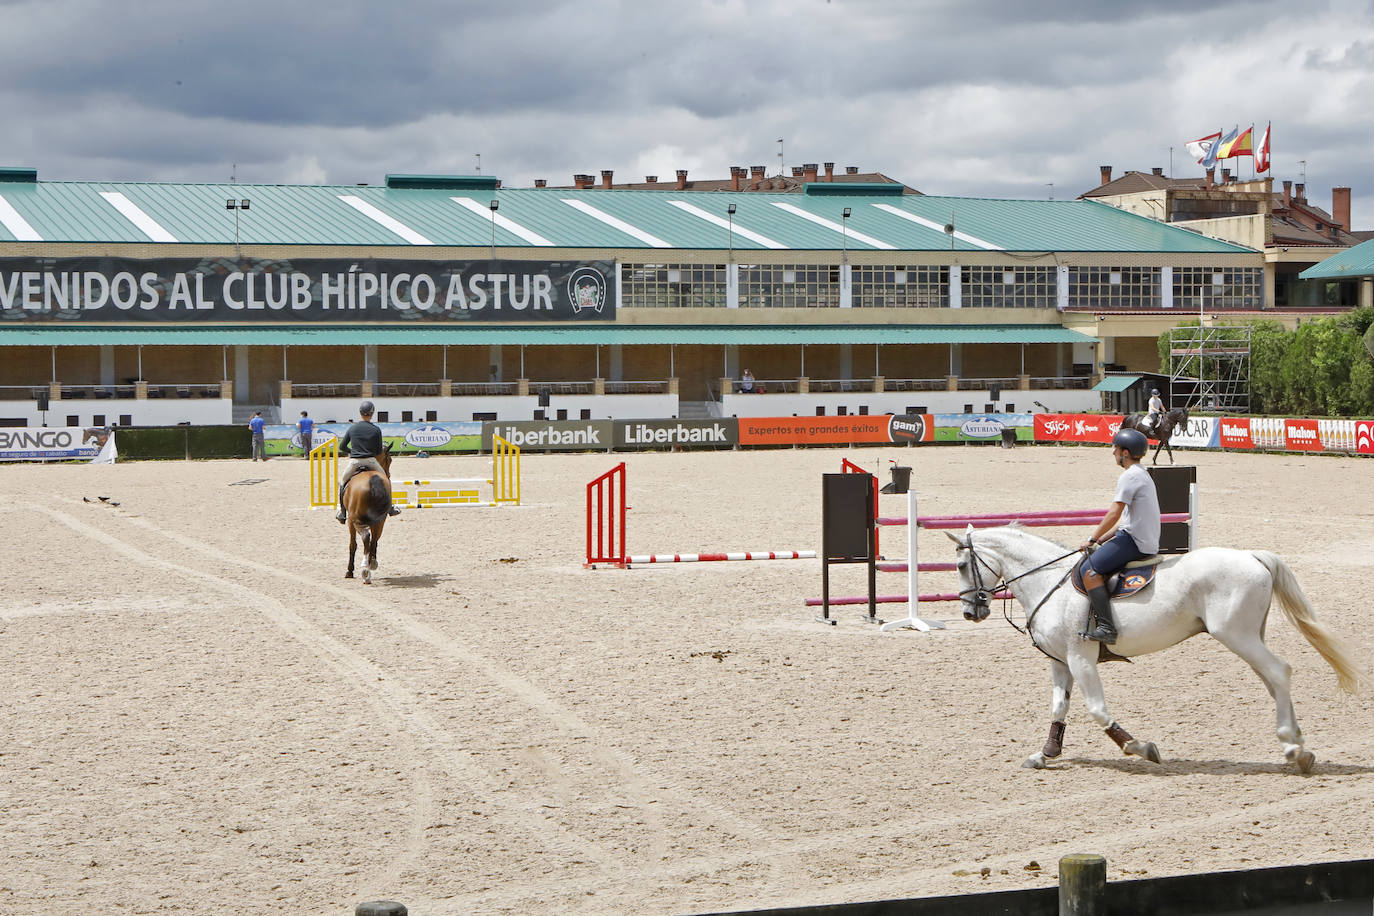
top-left (956, 533), bottom-right (1083, 635)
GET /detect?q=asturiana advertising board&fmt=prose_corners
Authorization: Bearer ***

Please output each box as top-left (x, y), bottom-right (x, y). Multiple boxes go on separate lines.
top-left (264, 421), bottom-right (482, 456)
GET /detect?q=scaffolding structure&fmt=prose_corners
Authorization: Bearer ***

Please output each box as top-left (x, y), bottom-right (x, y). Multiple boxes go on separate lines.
top-left (1169, 325), bottom-right (1251, 413)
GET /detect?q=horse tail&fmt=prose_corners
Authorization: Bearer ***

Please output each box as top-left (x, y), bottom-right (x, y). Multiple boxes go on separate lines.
top-left (1253, 551), bottom-right (1368, 695)
top-left (355, 475), bottom-right (392, 527)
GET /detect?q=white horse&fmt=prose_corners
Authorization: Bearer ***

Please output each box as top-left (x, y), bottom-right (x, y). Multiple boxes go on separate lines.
top-left (948, 525), bottom-right (1366, 772)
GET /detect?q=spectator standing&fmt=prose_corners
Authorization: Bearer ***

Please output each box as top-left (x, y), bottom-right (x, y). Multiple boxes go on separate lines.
top-left (740, 369), bottom-right (756, 393)
top-left (249, 410), bottom-right (266, 461)
top-left (297, 410), bottom-right (314, 457)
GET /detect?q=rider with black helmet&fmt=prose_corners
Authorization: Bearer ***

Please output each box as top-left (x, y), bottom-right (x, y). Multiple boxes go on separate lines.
top-left (335, 400), bottom-right (402, 523)
top-left (1079, 427), bottom-right (1160, 643)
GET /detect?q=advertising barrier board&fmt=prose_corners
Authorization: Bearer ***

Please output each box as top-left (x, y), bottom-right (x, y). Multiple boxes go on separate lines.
top-left (1033, 413), bottom-right (1124, 443)
top-left (0, 426), bottom-right (108, 460)
top-left (482, 420), bottom-right (614, 452)
top-left (264, 421), bottom-right (482, 456)
top-left (611, 418), bottom-right (738, 449)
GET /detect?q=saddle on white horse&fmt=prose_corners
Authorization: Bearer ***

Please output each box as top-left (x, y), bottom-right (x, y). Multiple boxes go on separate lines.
top-left (1070, 554), bottom-right (1163, 599)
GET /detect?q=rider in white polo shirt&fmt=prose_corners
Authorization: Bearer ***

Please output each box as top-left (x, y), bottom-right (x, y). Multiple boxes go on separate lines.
top-left (1078, 427), bottom-right (1161, 644)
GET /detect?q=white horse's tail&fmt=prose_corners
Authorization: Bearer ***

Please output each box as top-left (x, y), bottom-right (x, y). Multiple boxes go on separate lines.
top-left (1253, 551), bottom-right (1368, 695)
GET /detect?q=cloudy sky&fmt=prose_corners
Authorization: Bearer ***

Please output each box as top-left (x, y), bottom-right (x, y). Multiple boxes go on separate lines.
top-left (4, 0), bottom-right (1373, 222)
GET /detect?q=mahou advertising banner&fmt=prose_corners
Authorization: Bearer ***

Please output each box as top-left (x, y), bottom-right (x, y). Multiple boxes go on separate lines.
top-left (0, 256), bottom-right (616, 323)
top-left (1218, 417), bottom-right (1253, 449)
top-left (1034, 414), bottom-right (1124, 443)
top-left (1284, 419), bottom-right (1321, 451)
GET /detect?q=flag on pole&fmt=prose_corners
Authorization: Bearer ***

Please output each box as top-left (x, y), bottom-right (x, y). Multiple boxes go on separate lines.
top-left (1186, 130), bottom-right (1222, 165)
top-left (1255, 122), bottom-right (1271, 173)
top-left (1214, 126), bottom-right (1240, 160)
top-left (1221, 125), bottom-right (1254, 159)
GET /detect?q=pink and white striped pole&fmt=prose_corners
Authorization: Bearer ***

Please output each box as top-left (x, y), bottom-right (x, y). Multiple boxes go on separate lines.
top-left (628, 550), bottom-right (815, 565)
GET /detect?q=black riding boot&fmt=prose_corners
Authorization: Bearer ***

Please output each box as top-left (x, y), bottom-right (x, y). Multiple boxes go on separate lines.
top-left (1082, 584), bottom-right (1118, 643)
top-left (336, 483), bottom-right (347, 524)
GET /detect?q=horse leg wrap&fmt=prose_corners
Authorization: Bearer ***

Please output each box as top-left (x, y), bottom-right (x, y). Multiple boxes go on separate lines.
top-left (1104, 721), bottom-right (1133, 750)
top-left (1043, 721), bottom-right (1066, 758)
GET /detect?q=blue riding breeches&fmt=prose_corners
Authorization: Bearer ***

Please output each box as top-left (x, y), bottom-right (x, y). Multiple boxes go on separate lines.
top-left (1088, 530), bottom-right (1148, 578)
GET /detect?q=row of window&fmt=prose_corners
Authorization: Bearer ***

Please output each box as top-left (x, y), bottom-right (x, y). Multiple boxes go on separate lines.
top-left (621, 263), bottom-right (1264, 309)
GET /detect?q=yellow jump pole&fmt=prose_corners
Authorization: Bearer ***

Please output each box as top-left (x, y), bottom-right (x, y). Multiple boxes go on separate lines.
top-left (308, 439), bottom-right (339, 508)
top-left (492, 435), bottom-right (521, 506)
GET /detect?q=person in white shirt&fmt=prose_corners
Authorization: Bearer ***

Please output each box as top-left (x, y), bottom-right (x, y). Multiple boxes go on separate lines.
top-left (1146, 388), bottom-right (1165, 435)
top-left (1078, 428), bottom-right (1161, 644)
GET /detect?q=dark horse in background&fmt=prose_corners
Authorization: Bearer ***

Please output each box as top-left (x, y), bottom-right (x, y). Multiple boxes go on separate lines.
top-left (1120, 406), bottom-right (1190, 465)
top-left (343, 444), bottom-right (393, 584)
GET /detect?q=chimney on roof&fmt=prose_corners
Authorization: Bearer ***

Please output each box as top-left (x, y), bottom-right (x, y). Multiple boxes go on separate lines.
top-left (1295, 182), bottom-right (1305, 202)
top-left (675, 169), bottom-right (688, 190)
top-left (645, 175), bottom-right (657, 184)
top-left (791, 166), bottom-right (804, 178)
top-left (750, 165), bottom-right (766, 182)
top-left (1151, 167), bottom-right (1164, 177)
top-left (1206, 168), bottom-right (1214, 189)
top-left (803, 162), bottom-right (818, 182)
top-left (601, 169), bottom-right (613, 189)
top-left (824, 162), bottom-right (835, 181)
top-left (1222, 168), bottom-right (1232, 183)
top-left (1282, 180), bottom-right (1292, 205)
top-left (730, 166), bottom-right (743, 192)
top-left (1099, 165), bottom-right (1112, 185)
top-left (1333, 187), bottom-right (1351, 229)
top-left (845, 166), bottom-right (860, 175)
top-left (534, 178), bottom-right (547, 188)
top-left (573, 173), bottom-right (593, 189)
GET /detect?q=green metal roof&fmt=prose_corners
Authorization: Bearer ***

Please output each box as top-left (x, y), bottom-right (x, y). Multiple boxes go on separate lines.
top-left (1299, 238), bottom-right (1374, 279)
top-left (1092, 374), bottom-right (1142, 392)
top-left (0, 175), bottom-right (1254, 254)
top-left (0, 324), bottom-right (1095, 346)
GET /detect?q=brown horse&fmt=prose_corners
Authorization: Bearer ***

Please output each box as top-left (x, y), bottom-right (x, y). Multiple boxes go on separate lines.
top-left (1120, 406), bottom-right (1190, 465)
top-left (343, 444), bottom-right (393, 584)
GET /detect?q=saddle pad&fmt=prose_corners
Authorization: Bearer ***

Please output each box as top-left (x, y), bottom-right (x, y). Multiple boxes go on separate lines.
top-left (1071, 556), bottom-right (1158, 598)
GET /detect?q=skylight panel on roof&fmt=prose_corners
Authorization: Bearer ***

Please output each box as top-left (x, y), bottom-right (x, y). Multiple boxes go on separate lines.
top-left (449, 197), bottom-right (554, 246)
top-left (872, 204), bottom-right (1003, 250)
top-left (0, 194), bottom-right (41, 241)
top-left (559, 199), bottom-right (671, 248)
top-left (337, 195), bottom-right (434, 245)
top-left (770, 202), bottom-right (896, 249)
top-left (666, 200), bottom-right (787, 249)
top-left (99, 191), bottom-right (177, 242)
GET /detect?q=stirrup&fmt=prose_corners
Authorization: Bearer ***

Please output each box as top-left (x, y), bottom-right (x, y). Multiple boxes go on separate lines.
top-left (388, 505), bottom-right (402, 516)
top-left (1081, 620), bottom-right (1118, 644)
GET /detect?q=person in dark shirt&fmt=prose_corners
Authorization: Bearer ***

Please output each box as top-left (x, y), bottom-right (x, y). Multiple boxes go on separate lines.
top-left (335, 400), bottom-right (401, 523)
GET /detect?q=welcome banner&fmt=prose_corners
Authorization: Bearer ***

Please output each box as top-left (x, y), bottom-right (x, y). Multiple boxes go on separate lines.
top-left (0, 256), bottom-right (616, 323)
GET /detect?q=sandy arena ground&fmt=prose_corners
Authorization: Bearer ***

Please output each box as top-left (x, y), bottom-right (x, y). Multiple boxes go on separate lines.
top-left (1, 444), bottom-right (1372, 915)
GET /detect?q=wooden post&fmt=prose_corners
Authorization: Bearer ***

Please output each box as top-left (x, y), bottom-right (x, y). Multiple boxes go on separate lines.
top-left (355, 902), bottom-right (407, 916)
top-left (1059, 853), bottom-right (1106, 916)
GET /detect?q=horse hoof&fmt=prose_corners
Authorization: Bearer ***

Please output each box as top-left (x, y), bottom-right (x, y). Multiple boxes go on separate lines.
top-left (1021, 753), bottom-right (1048, 769)
top-left (368, 559), bottom-right (378, 571)
top-left (1125, 739), bottom-right (1162, 764)
top-left (1289, 748), bottom-right (1316, 773)
top-left (345, 572), bottom-right (354, 579)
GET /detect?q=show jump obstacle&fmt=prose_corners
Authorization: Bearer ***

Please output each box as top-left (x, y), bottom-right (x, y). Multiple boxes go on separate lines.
top-left (810, 465), bottom-right (1198, 632)
top-left (308, 436), bottom-right (521, 509)
top-left (585, 462), bottom-right (816, 568)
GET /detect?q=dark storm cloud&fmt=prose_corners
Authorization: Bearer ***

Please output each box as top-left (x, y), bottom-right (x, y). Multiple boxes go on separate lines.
top-left (1, 0), bottom-right (1372, 223)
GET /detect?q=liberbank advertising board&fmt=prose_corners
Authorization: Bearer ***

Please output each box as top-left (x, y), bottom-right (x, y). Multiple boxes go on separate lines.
top-left (0, 257), bottom-right (615, 322)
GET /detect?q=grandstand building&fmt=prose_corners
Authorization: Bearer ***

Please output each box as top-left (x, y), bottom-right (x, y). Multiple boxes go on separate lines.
top-left (0, 165), bottom-right (1278, 428)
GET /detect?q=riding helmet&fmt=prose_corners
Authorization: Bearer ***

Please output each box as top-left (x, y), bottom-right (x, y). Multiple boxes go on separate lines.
top-left (1112, 427), bottom-right (1148, 458)
top-left (358, 400), bottom-right (375, 416)
top-left (1150, 388), bottom-right (1160, 396)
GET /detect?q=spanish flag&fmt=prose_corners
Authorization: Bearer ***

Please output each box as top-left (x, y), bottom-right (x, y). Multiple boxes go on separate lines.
top-left (1218, 125), bottom-right (1254, 159)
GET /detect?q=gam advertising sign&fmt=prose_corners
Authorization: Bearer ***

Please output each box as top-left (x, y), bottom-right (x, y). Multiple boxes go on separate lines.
top-left (0, 256), bottom-right (616, 323)
top-left (738, 415), bottom-right (933, 446)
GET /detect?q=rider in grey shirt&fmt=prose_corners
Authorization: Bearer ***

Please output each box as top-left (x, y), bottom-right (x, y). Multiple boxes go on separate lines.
top-left (1079, 428), bottom-right (1161, 643)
